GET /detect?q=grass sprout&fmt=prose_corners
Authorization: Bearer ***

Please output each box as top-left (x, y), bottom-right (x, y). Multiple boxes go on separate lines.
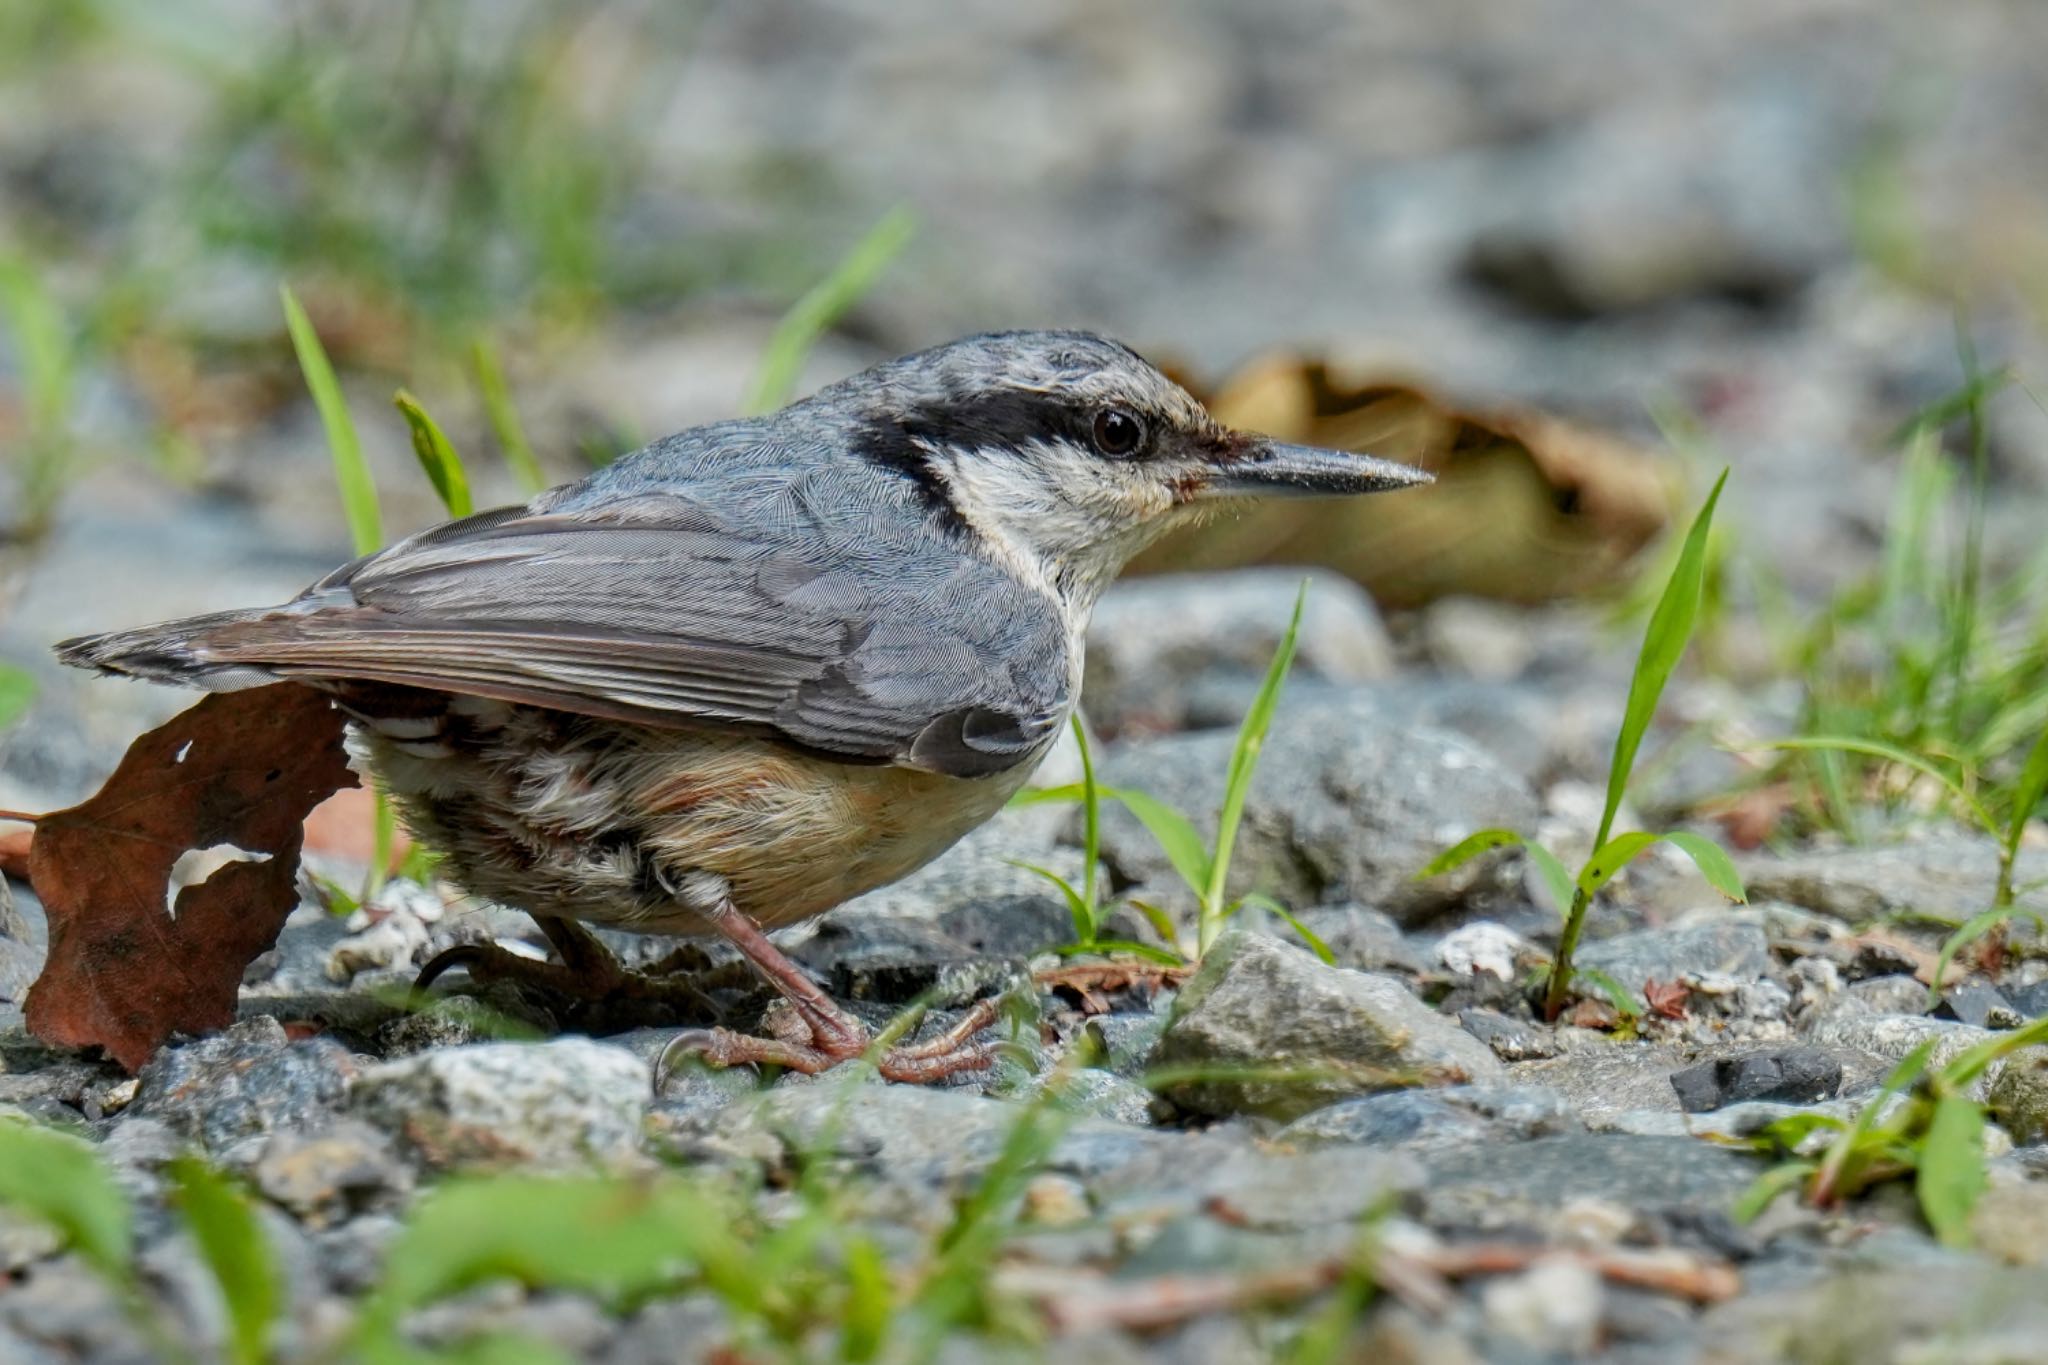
top-left (0, 664), bottom-right (36, 731)
top-left (1734, 1014), bottom-right (2048, 1245)
top-left (1018, 582), bottom-right (1325, 962)
top-left (1422, 471), bottom-right (1745, 1019)
top-left (744, 205), bottom-right (916, 417)
top-left (393, 389), bottom-right (475, 518)
top-left (0, 251), bottom-right (80, 539)
top-left (471, 337), bottom-right (549, 495)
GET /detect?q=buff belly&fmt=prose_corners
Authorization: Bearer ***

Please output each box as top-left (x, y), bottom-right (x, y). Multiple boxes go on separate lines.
top-left (347, 697), bottom-right (1039, 936)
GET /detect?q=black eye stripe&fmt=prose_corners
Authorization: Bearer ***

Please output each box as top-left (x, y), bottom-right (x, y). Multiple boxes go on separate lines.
top-left (891, 392), bottom-right (1157, 461)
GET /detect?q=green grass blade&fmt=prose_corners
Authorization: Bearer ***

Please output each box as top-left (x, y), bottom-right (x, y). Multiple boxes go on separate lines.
top-left (744, 206), bottom-right (915, 417)
top-left (1572, 966), bottom-right (1642, 1021)
top-left (1522, 841), bottom-right (1577, 912)
top-left (1933, 1014), bottom-right (2048, 1091)
top-left (1125, 898), bottom-right (1188, 959)
top-left (168, 1158), bottom-right (278, 1365)
top-left (1662, 831), bottom-right (1747, 902)
top-left (1927, 905), bottom-right (2040, 1009)
top-left (0, 1119), bottom-right (134, 1281)
top-left (837, 1233), bottom-right (894, 1362)
top-left (1051, 938), bottom-right (1186, 967)
top-left (0, 664), bottom-right (36, 730)
top-left (471, 338), bottom-right (547, 495)
top-left (1576, 830), bottom-right (1664, 899)
top-left (1010, 860), bottom-right (1097, 946)
top-left (1417, 828), bottom-right (1526, 879)
top-left (1732, 1161), bottom-right (1816, 1223)
top-left (1595, 469), bottom-right (1727, 848)
top-left (1767, 736), bottom-right (1997, 835)
top-left (1008, 783), bottom-right (1084, 807)
top-left (1072, 715), bottom-right (1101, 917)
top-left (1917, 1093), bottom-right (1987, 1247)
top-left (1202, 581), bottom-right (1307, 952)
top-left (1106, 786), bottom-right (1213, 897)
top-left (1237, 891), bottom-right (1334, 965)
top-left (393, 389), bottom-right (474, 517)
top-left (2008, 725), bottom-right (2048, 853)
top-left (281, 285), bottom-right (380, 555)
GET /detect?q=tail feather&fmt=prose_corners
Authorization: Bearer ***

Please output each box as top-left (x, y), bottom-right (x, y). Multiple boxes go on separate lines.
top-left (55, 607), bottom-right (304, 691)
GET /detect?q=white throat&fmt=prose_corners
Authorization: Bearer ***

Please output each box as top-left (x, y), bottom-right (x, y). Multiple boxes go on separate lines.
top-left (926, 439), bottom-right (1176, 623)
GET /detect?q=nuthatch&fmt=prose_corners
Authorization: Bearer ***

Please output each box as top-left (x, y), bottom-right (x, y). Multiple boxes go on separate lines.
top-left (59, 331), bottom-right (1429, 1080)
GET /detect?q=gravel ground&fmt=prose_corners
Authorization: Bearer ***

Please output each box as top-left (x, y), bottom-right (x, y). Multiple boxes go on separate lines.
top-left (5, 1), bottom-right (2048, 1361)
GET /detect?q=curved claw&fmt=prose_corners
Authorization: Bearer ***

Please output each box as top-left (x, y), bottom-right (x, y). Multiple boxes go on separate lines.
top-left (413, 942), bottom-right (496, 992)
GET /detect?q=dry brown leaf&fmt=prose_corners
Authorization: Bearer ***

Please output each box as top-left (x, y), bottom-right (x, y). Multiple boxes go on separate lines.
top-left (1135, 355), bottom-right (1673, 605)
top-left (24, 683), bottom-right (357, 1071)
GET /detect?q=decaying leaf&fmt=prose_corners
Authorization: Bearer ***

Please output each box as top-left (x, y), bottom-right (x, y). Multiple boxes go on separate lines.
top-left (24, 684), bottom-right (357, 1071)
top-left (1136, 355), bottom-right (1673, 605)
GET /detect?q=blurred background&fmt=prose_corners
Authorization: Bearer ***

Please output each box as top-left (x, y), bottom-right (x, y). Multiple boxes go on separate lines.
top-left (2, 0), bottom-right (2047, 816)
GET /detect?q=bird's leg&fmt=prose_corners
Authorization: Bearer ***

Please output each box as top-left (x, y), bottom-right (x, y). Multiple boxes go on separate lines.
top-left (414, 915), bottom-right (730, 1022)
top-left (415, 914), bottom-right (629, 995)
top-left (661, 900), bottom-right (1000, 1083)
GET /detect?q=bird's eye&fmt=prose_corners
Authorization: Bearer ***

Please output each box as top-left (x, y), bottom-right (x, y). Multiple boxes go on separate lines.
top-left (1091, 408), bottom-right (1145, 458)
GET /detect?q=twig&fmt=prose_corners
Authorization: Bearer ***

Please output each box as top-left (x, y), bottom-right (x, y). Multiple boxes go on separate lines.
top-left (0, 808), bottom-right (40, 823)
top-left (1000, 1240), bottom-right (1739, 1336)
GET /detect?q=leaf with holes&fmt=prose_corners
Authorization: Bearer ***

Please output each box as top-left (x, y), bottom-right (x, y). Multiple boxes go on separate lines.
top-left (24, 684), bottom-right (358, 1070)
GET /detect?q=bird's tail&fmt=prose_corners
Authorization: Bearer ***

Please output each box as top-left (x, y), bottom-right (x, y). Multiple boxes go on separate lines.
top-left (55, 606), bottom-right (302, 692)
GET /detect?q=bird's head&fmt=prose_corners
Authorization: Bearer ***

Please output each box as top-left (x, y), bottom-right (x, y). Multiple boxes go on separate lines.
top-left (825, 330), bottom-right (1431, 609)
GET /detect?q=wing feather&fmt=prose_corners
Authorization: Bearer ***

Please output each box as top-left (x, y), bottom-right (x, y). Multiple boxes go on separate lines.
top-left (192, 488), bottom-right (1070, 778)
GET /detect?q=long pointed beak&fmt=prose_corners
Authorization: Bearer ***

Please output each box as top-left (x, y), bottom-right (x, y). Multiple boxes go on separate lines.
top-left (1195, 435), bottom-right (1434, 500)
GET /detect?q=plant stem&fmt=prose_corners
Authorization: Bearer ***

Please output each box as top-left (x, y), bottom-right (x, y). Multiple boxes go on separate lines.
top-left (1543, 888), bottom-right (1591, 1020)
top-left (1073, 715), bottom-right (1100, 940)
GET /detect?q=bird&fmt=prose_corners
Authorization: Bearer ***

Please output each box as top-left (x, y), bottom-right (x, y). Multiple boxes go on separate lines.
top-left (56, 330), bottom-right (1430, 1082)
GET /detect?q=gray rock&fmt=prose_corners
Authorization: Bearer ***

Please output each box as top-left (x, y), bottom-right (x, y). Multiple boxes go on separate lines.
top-left (131, 1017), bottom-right (358, 1156)
top-left (791, 916), bottom-right (1018, 1007)
top-left (1096, 697), bottom-right (1540, 926)
top-left (1128, 1143), bottom-right (1423, 1232)
top-left (1458, 1008), bottom-right (1559, 1062)
top-left (0, 935), bottom-right (41, 1006)
top-left (2009, 979), bottom-right (2048, 1019)
top-left (1419, 1134), bottom-right (1763, 1229)
top-left (351, 1038), bottom-right (650, 1169)
top-left (1028, 1068), bottom-right (1163, 1126)
top-left (1081, 569), bottom-right (1392, 736)
top-left (1942, 983), bottom-right (2024, 1029)
top-left (1153, 930), bottom-right (1502, 1120)
top-left (1081, 1011), bottom-right (1169, 1079)
top-left (1809, 1013), bottom-right (1995, 1076)
top-left (0, 1255), bottom-right (159, 1364)
top-left (1990, 1047), bottom-right (2048, 1146)
top-left (608, 1297), bottom-right (736, 1365)
top-left (1744, 836), bottom-right (2048, 924)
top-left (1280, 1083), bottom-right (1581, 1149)
top-left (251, 1118), bottom-right (413, 1226)
top-left (412, 1289), bottom-right (618, 1359)
top-left (1668, 1047), bottom-right (1844, 1113)
top-left (1289, 902), bottom-right (1425, 974)
top-left (1575, 921), bottom-right (1773, 996)
top-left (698, 1082), bottom-right (1205, 1206)
top-left (1838, 974), bottom-right (1933, 1016)
top-left (1514, 1043), bottom-right (1700, 1121)
top-left (1698, 1265), bottom-right (2048, 1364)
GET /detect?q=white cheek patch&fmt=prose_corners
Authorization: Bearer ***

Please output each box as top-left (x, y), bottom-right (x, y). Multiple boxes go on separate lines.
top-left (164, 844), bottom-right (274, 919)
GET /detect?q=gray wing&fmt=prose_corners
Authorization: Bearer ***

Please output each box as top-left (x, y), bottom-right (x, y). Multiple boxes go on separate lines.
top-left (190, 484), bottom-right (1073, 779)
